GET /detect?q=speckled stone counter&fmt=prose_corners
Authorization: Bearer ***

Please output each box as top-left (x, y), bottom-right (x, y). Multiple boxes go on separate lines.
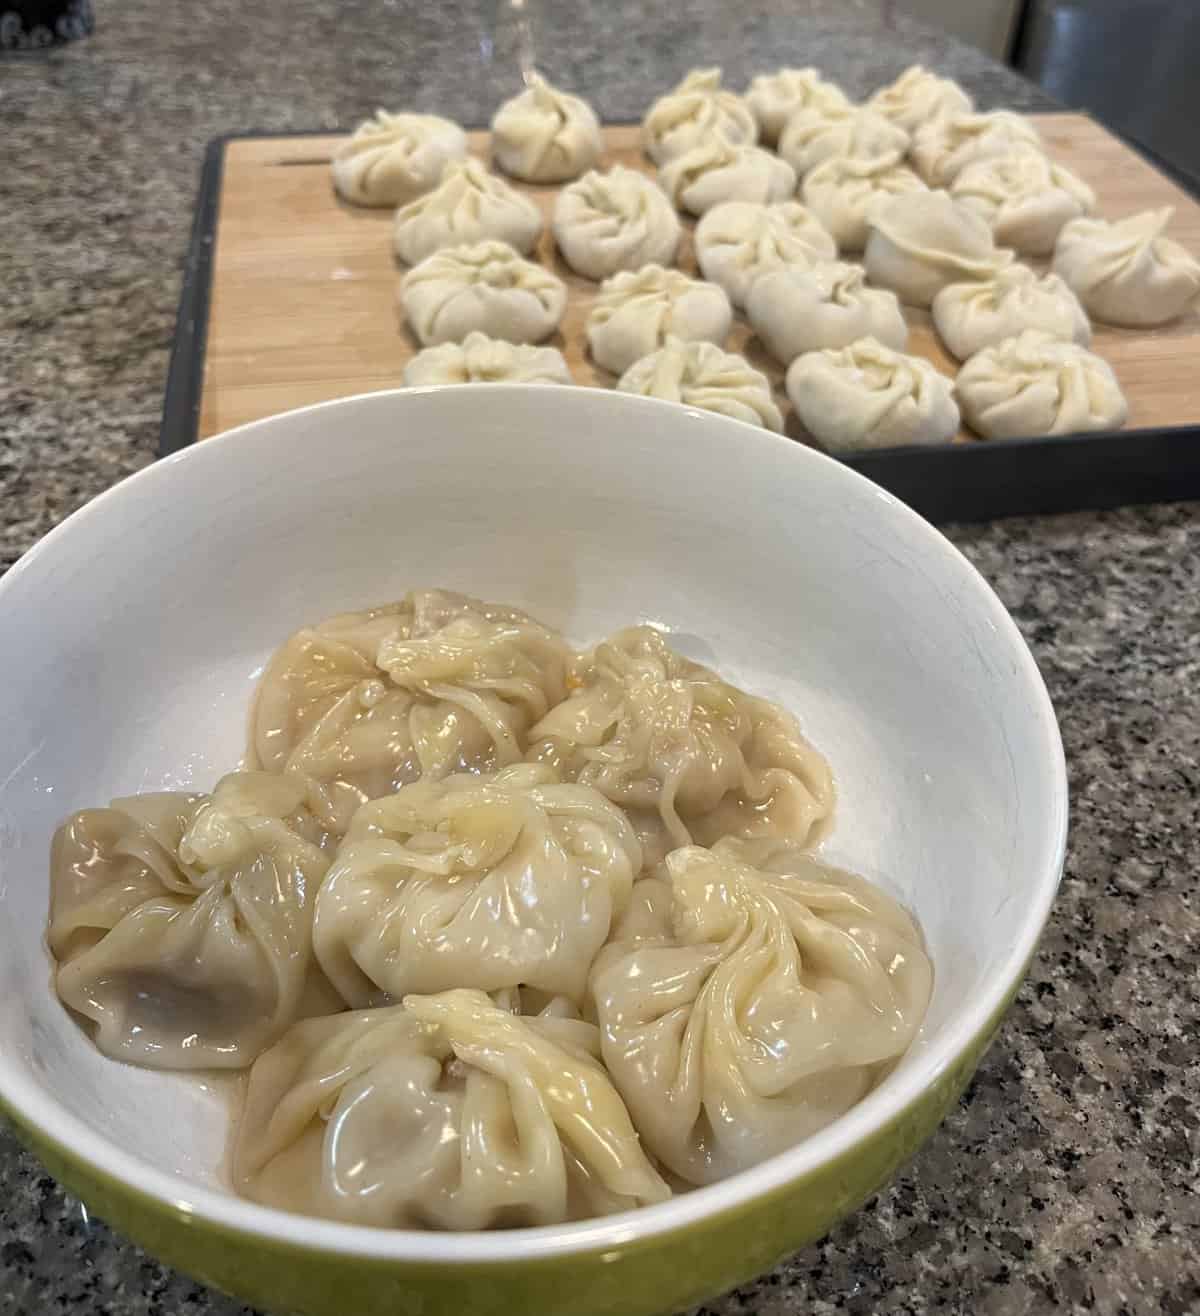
top-left (2, 4), bottom-right (1198, 1314)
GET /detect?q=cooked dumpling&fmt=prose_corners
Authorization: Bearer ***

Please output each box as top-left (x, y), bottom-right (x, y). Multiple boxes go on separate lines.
top-left (867, 65), bottom-right (974, 133)
top-left (786, 336), bottom-right (959, 451)
top-left (694, 199), bottom-right (837, 307)
top-left (404, 332), bottom-right (571, 386)
top-left (641, 67), bottom-right (757, 165)
top-left (586, 265), bottom-right (732, 376)
top-left (910, 111), bottom-right (1042, 187)
top-left (392, 158), bottom-right (543, 265)
top-left (801, 151), bottom-right (927, 252)
top-left (956, 329), bottom-right (1128, 439)
top-left (659, 139), bottom-right (796, 218)
top-left (235, 989), bottom-right (670, 1228)
top-left (312, 764), bottom-right (640, 1007)
top-left (331, 110), bottom-right (467, 207)
top-left (490, 75), bottom-right (603, 183)
top-left (932, 264), bottom-right (1090, 362)
top-left (1052, 207), bottom-right (1200, 327)
top-left (48, 772), bottom-right (332, 1069)
top-left (778, 106), bottom-right (910, 178)
top-left (747, 261), bottom-right (908, 364)
top-left (616, 338), bottom-right (783, 434)
top-left (950, 148), bottom-right (1095, 257)
top-left (399, 240), bottom-right (567, 345)
top-left (744, 67), bottom-right (851, 146)
top-left (526, 625), bottom-right (831, 863)
top-left (552, 166), bottom-right (681, 280)
top-left (863, 189), bottom-right (1012, 307)
top-left (251, 589), bottom-right (572, 833)
top-left (592, 838), bottom-right (932, 1185)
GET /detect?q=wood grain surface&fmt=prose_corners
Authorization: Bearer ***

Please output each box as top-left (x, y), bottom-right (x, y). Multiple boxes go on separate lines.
top-left (199, 116), bottom-right (1200, 443)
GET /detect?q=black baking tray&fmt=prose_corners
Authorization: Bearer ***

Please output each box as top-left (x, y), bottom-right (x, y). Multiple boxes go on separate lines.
top-left (160, 129), bottom-right (1200, 523)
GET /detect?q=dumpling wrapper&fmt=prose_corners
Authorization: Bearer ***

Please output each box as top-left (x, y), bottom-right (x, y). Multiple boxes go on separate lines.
top-left (744, 67), bottom-right (851, 146)
top-left (778, 106), bottom-right (910, 178)
top-left (932, 264), bottom-right (1091, 362)
top-left (694, 199), bottom-right (837, 308)
top-left (909, 111), bottom-right (1042, 188)
top-left (801, 151), bottom-right (928, 252)
top-left (867, 64), bottom-right (974, 133)
top-left (641, 67), bottom-right (757, 165)
top-left (490, 75), bottom-right (603, 183)
top-left (950, 148), bottom-right (1095, 257)
top-left (331, 110), bottom-right (467, 207)
top-left (659, 139), bottom-right (796, 218)
top-left (552, 165), bottom-right (681, 281)
top-left (404, 332), bottom-right (571, 386)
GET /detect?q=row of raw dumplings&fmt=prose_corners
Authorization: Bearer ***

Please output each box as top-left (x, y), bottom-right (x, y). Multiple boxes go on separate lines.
top-left (331, 66), bottom-right (1200, 447)
top-left (48, 590), bottom-right (932, 1228)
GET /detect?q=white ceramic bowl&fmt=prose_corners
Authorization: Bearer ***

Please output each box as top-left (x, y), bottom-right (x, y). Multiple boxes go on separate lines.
top-left (0, 386), bottom-right (1066, 1316)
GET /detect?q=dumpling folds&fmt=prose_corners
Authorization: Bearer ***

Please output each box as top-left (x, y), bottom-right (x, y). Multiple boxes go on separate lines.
top-left (332, 110), bottom-right (467, 207)
top-left (801, 152), bottom-right (928, 252)
top-left (490, 75), bottom-right (603, 183)
top-left (932, 264), bottom-right (1090, 362)
top-left (641, 67), bottom-right (757, 165)
top-left (779, 106), bottom-right (910, 178)
top-left (251, 589), bottom-right (572, 833)
top-left (617, 338), bottom-right (782, 433)
top-left (694, 200), bottom-right (837, 308)
top-left (659, 139), bottom-right (796, 218)
top-left (592, 839), bottom-right (932, 1185)
top-left (235, 989), bottom-right (670, 1228)
top-left (527, 625), bottom-right (831, 864)
top-left (392, 157), bottom-right (543, 265)
top-left (313, 764), bottom-right (641, 1007)
top-left (552, 166), bottom-right (681, 281)
top-left (48, 772), bottom-right (332, 1069)
top-left (867, 65), bottom-right (973, 133)
top-left (745, 67), bottom-right (851, 147)
top-left (950, 148), bottom-right (1095, 257)
top-left (909, 111), bottom-right (1042, 188)
top-left (404, 332), bottom-right (571, 386)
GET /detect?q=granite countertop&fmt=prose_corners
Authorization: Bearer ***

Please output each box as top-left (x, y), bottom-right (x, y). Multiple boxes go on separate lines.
top-left (2, 3), bottom-right (1198, 1314)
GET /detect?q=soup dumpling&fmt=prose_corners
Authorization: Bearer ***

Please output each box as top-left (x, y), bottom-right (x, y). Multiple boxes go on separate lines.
top-left (745, 67), bottom-right (851, 146)
top-left (694, 199), bottom-right (837, 307)
top-left (553, 165), bottom-right (681, 280)
top-left (332, 110), bottom-right (467, 207)
top-left (404, 332), bottom-right (571, 386)
top-left (659, 138), bottom-right (796, 218)
top-left (641, 67), bottom-right (757, 165)
top-left (932, 264), bottom-right (1090, 362)
top-left (950, 148), bottom-right (1095, 257)
top-left (491, 75), bottom-right (603, 183)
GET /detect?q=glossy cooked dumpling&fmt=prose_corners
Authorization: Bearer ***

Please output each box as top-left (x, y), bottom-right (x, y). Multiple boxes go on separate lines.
top-left (251, 589), bottom-right (572, 833)
top-left (592, 838), bottom-right (932, 1185)
top-left (399, 241), bottom-right (567, 345)
top-left (778, 106), bottom-right (910, 178)
top-left (552, 165), bottom-right (681, 280)
top-left (659, 139), bottom-right (796, 218)
top-left (863, 189), bottom-right (1012, 307)
top-left (1052, 207), bottom-right (1200, 327)
top-left (235, 989), bottom-right (670, 1228)
top-left (331, 110), bottom-right (467, 207)
top-left (786, 336), bottom-right (959, 451)
top-left (48, 772), bottom-right (332, 1069)
top-left (586, 265), bottom-right (732, 376)
top-left (800, 151), bottom-right (928, 252)
top-left (744, 67), bottom-right (851, 146)
top-left (616, 338), bottom-right (783, 434)
top-left (392, 158), bottom-right (543, 265)
top-left (955, 329), bottom-right (1128, 439)
top-left (867, 65), bottom-right (973, 133)
top-left (527, 625), bottom-right (832, 864)
top-left (641, 67), bottom-right (757, 165)
top-left (404, 332), bottom-right (571, 386)
top-left (312, 764), bottom-right (641, 1007)
top-left (932, 264), bottom-right (1090, 362)
top-left (950, 148), bottom-right (1095, 256)
top-left (490, 75), bottom-right (603, 183)
top-left (694, 199), bottom-right (837, 307)
top-left (909, 111), bottom-right (1042, 187)
top-left (747, 261), bottom-right (908, 364)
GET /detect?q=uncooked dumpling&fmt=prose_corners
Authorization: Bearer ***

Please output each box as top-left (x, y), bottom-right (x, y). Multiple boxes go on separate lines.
top-left (932, 264), bottom-right (1090, 362)
top-left (404, 332), bottom-right (571, 386)
top-left (552, 165), bottom-right (681, 280)
top-left (867, 65), bottom-right (974, 133)
top-left (744, 67), bottom-right (851, 146)
top-left (586, 265), bottom-right (732, 375)
top-left (786, 336), bottom-right (959, 451)
top-left (801, 151), bottom-right (927, 252)
top-left (332, 110), bottom-right (467, 207)
top-left (312, 764), bottom-right (641, 1007)
top-left (592, 838), bottom-right (932, 1185)
top-left (955, 329), bottom-right (1128, 439)
top-left (863, 189), bottom-right (1012, 307)
top-left (490, 75), bottom-right (603, 183)
top-left (235, 990), bottom-right (669, 1228)
top-left (392, 157), bottom-right (543, 265)
top-left (747, 261), bottom-right (908, 363)
top-left (399, 240), bottom-right (567, 345)
top-left (694, 199), bottom-right (837, 307)
top-left (641, 67), bottom-right (757, 165)
top-left (1052, 207), bottom-right (1200, 327)
top-left (659, 138), bottom-right (796, 217)
top-left (910, 111), bottom-right (1042, 187)
top-left (778, 106), bottom-right (910, 178)
top-left (950, 148), bottom-right (1095, 257)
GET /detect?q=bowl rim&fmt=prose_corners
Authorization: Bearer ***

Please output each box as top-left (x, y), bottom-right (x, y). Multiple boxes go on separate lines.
top-left (0, 385), bottom-right (1068, 1264)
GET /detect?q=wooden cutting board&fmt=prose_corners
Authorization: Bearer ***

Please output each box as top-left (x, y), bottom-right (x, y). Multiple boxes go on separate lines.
top-left (197, 116), bottom-right (1200, 445)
